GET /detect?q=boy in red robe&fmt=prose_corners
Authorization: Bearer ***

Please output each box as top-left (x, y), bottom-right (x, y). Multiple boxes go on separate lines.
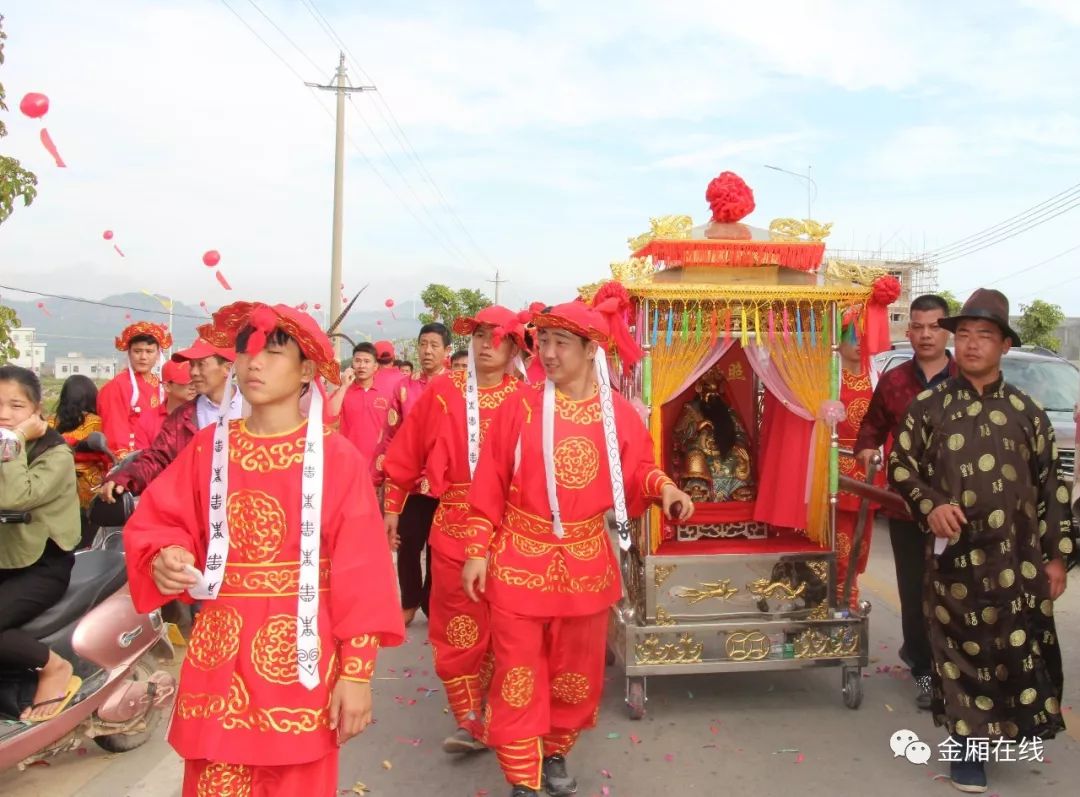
top-left (461, 288), bottom-right (694, 797)
top-left (835, 315), bottom-right (882, 610)
top-left (97, 321), bottom-right (172, 456)
top-left (124, 302), bottom-right (404, 797)
top-left (382, 305), bottom-right (532, 755)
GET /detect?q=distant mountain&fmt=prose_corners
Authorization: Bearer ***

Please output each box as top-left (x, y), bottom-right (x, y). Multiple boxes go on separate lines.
top-left (2, 293), bottom-right (430, 364)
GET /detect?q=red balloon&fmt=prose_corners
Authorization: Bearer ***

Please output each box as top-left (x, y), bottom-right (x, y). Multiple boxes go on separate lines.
top-left (376, 319), bottom-right (383, 326)
top-left (299, 302), bottom-right (309, 311)
top-left (124, 313), bottom-right (132, 320)
top-left (103, 230), bottom-right (114, 240)
top-left (385, 298), bottom-right (395, 308)
top-left (202, 250), bottom-right (221, 268)
top-left (199, 300), bottom-right (208, 308)
top-left (314, 303), bottom-right (322, 310)
top-left (19, 92), bottom-right (49, 119)
top-left (36, 302), bottom-right (44, 308)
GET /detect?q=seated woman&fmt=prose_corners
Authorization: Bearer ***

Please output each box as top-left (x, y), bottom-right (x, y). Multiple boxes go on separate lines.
top-left (0, 365), bottom-right (83, 722)
top-left (50, 374), bottom-right (108, 549)
top-left (672, 364), bottom-right (755, 503)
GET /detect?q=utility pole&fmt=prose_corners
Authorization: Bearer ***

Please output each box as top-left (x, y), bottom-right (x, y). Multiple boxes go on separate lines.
top-left (487, 269), bottom-right (508, 305)
top-left (306, 53), bottom-right (375, 357)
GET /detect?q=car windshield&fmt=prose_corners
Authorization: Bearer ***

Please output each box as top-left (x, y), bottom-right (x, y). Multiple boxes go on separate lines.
top-left (1000, 359), bottom-right (1079, 413)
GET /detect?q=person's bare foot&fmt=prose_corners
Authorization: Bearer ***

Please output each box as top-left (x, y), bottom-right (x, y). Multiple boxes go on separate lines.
top-left (21, 651), bottom-right (75, 721)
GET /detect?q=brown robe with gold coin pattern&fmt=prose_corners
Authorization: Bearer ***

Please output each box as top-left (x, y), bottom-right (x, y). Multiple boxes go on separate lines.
top-left (888, 374), bottom-right (1075, 740)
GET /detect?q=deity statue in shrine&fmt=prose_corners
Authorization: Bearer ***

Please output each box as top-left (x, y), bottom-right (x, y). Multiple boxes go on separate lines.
top-left (672, 365), bottom-right (755, 503)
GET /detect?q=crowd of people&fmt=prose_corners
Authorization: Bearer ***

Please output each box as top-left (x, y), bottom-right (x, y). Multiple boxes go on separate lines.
top-left (0, 284), bottom-right (1075, 796)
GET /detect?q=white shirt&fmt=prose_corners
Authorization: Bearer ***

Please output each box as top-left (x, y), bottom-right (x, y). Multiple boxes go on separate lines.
top-left (195, 387), bottom-right (244, 430)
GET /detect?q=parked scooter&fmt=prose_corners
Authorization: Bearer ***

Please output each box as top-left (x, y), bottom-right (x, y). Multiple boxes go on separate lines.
top-left (0, 433), bottom-right (175, 771)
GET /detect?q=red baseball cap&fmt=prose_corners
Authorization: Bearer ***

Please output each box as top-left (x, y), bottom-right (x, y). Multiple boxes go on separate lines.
top-left (161, 360), bottom-right (192, 385)
top-left (171, 338), bottom-right (236, 364)
top-left (374, 340), bottom-right (395, 362)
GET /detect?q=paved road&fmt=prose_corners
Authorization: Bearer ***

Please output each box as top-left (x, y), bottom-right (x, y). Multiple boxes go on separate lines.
top-left (7, 522), bottom-right (1080, 797)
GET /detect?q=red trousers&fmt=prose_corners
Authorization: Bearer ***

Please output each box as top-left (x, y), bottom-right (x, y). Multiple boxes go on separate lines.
top-left (485, 603), bottom-right (607, 788)
top-left (183, 750), bottom-right (338, 796)
top-left (429, 549), bottom-right (491, 736)
top-left (835, 508), bottom-right (874, 610)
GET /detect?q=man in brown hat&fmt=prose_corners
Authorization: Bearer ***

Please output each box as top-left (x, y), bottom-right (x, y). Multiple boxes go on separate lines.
top-left (889, 288), bottom-right (1076, 793)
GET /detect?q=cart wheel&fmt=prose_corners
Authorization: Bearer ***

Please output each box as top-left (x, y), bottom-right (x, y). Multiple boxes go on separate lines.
top-left (627, 678), bottom-right (646, 720)
top-left (842, 667), bottom-right (863, 710)
top-left (605, 646), bottom-right (615, 667)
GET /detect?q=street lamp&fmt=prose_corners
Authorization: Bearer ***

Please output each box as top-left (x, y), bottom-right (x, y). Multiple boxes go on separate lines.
top-left (764, 164), bottom-right (817, 220)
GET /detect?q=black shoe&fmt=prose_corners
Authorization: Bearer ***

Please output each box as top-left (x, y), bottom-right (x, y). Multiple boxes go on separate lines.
top-left (950, 758), bottom-right (987, 793)
top-left (511, 787), bottom-right (540, 797)
top-left (914, 675), bottom-right (933, 711)
top-left (542, 755), bottom-right (578, 796)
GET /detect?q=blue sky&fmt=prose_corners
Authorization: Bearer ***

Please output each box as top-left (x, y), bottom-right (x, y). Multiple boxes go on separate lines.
top-left (3, 0), bottom-right (1080, 328)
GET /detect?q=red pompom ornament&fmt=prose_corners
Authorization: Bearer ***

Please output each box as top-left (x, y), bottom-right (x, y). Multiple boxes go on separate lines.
top-left (706, 171), bottom-right (755, 223)
top-left (871, 275), bottom-right (901, 305)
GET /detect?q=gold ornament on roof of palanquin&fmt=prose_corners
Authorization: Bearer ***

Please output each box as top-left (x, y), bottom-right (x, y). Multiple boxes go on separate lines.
top-left (768, 218), bottom-right (834, 242)
top-left (824, 259), bottom-right (888, 287)
top-left (627, 215), bottom-right (693, 252)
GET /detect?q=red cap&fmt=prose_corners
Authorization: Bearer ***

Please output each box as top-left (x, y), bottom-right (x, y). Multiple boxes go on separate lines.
top-left (374, 340), bottom-right (395, 362)
top-left (199, 302), bottom-right (341, 385)
top-left (452, 305), bottom-right (529, 349)
top-left (171, 338), bottom-right (236, 364)
top-left (161, 360), bottom-right (192, 385)
top-left (532, 282), bottom-right (642, 374)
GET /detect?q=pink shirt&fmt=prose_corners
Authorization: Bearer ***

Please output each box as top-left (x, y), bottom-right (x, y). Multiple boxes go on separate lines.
top-left (338, 378), bottom-right (398, 484)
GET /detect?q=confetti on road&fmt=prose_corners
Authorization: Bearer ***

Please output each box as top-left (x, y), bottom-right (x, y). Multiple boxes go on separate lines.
top-left (382, 760), bottom-right (392, 770)
top-left (885, 704), bottom-right (894, 712)
top-left (629, 735), bottom-right (641, 744)
top-left (607, 732), bottom-right (620, 739)
top-left (795, 753), bottom-right (805, 763)
top-left (772, 749), bottom-right (800, 754)
top-left (601, 769), bottom-right (612, 778)
top-left (601, 787), bottom-right (612, 796)
top-left (664, 753), bottom-right (675, 762)
top-left (710, 725), bottom-right (720, 734)
top-left (350, 782), bottom-right (369, 794)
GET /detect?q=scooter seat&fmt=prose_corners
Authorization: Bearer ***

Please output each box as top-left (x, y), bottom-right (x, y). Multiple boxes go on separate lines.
top-left (20, 550), bottom-right (127, 640)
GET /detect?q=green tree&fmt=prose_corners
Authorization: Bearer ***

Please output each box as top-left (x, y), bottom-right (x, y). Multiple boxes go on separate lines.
top-left (1017, 299), bottom-right (1066, 351)
top-left (0, 15), bottom-right (39, 225)
top-left (418, 284), bottom-right (492, 346)
top-left (0, 304), bottom-right (21, 361)
top-left (938, 290), bottom-right (963, 316)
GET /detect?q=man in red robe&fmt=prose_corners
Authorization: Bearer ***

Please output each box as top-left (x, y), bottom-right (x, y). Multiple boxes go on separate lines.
top-left (97, 321), bottom-right (173, 456)
top-left (329, 341), bottom-right (397, 489)
top-left (835, 315), bottom-right (883, 610)
top-left (461, 289), bottom-right (693, 797)
top-left (382, 322), bottom-right (452, 624)
top-left (383, 306), bottom-right (532, 755)
top-left (124, 303), bottom-right (404, 797)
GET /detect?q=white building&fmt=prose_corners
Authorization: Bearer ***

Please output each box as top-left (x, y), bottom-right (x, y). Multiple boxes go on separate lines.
top-left (54, 353), bottom-right (118, 380)
top-left (6, 327), bottom-right (48, 374)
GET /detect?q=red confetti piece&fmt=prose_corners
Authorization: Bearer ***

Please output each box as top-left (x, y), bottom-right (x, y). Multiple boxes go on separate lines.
top-left (664, 753), bottom-right (675, 762)
top-left (795, 753), bottom-right (805, 763)
top-left (629, 735), bottom-right (641, 744)
top-left (601, 788), bottom-right (611, 797)
top-left (40, 128), bottom-right (66, 167)
top-left (710, 725), bottom-right (720, 734)
top-left (601, 769), bottom-right (612, 779)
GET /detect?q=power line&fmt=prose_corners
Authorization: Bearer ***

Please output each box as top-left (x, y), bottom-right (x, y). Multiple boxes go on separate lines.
top-left (300, 0), bottom-right (499, 272)
top-left (244, 0), bottom-right (324, 75)
top-left (934, 195), bottom-right (1080, 264)
top-left (216, 0), bottom-right (486, 270)
top-left (0, 284), bottom-right (205, 320)
top-left (926, 182), bottom-right (1080, 260)
top-left (982, 242), bottom-right (1080, 287)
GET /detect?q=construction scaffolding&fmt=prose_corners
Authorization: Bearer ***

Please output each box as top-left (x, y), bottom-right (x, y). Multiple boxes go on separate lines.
top-left (826, 248), bottom-right (939, 337)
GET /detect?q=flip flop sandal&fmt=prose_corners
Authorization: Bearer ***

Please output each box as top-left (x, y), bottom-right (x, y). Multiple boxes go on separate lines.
top-left (25, 676), bottom-right (82, 723)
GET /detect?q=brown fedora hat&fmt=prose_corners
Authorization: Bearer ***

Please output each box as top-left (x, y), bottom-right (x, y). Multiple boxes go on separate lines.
top-left (938, 288), bottom-right (1022, 346)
